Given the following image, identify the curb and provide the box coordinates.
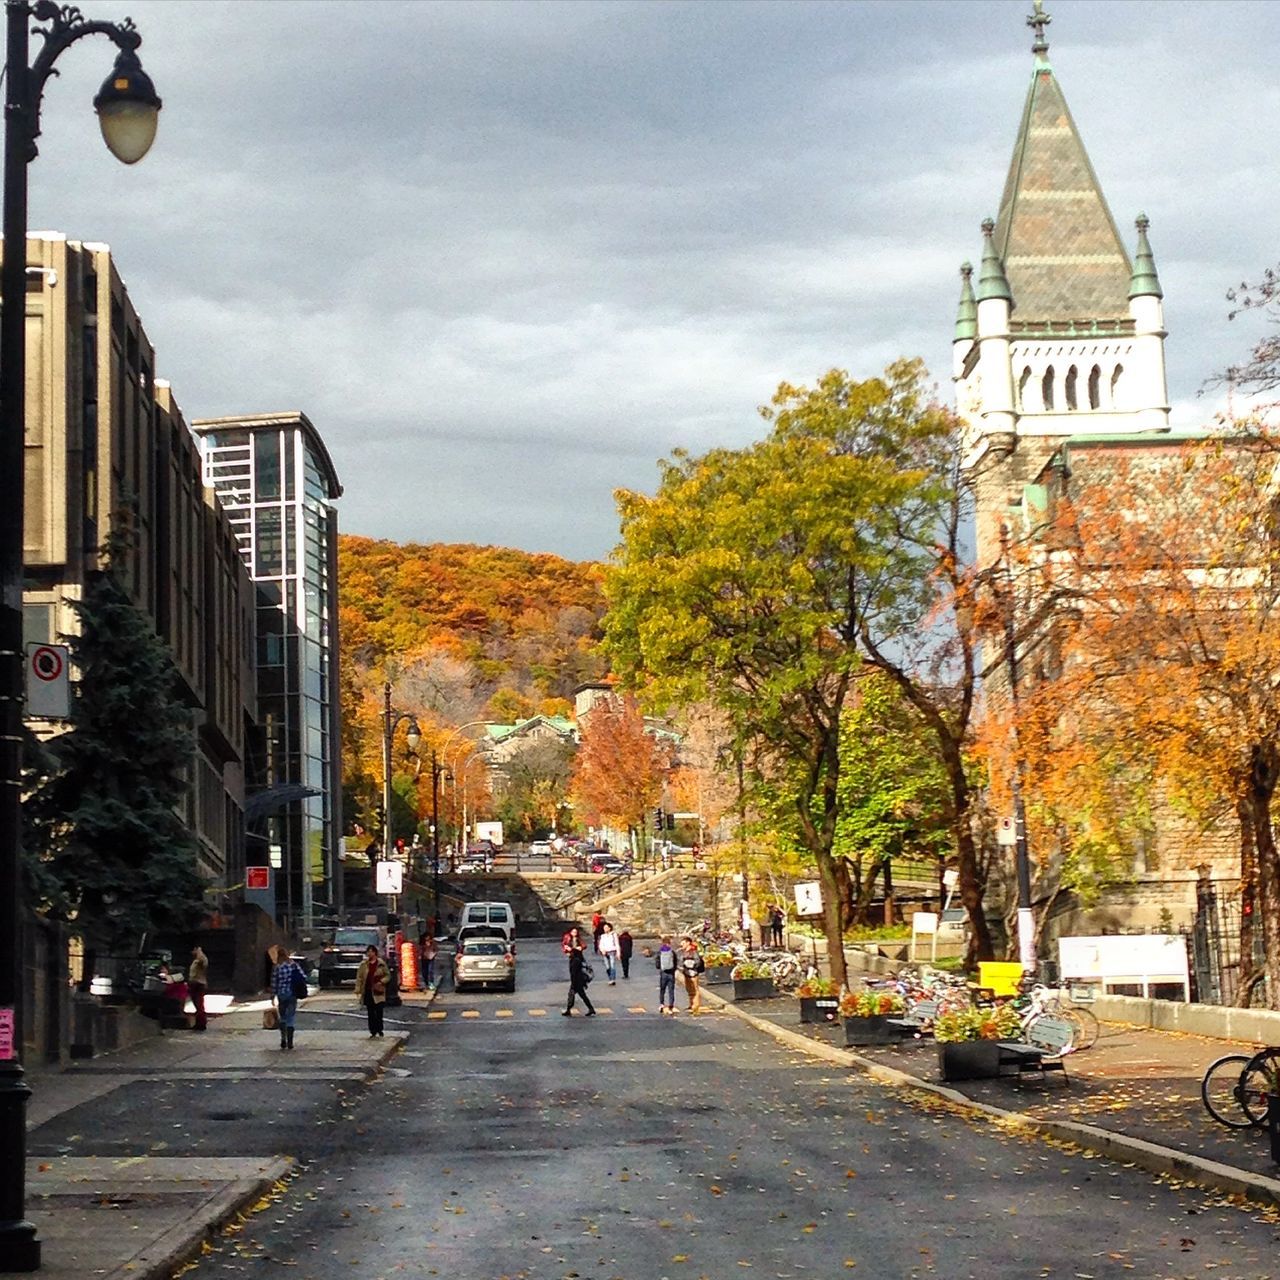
[703,989,1280,1210]
[122,1155,294,1280]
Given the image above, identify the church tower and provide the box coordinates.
[955,1,1170,566]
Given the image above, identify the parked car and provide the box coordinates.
[458,901,516,943]
[318,925,384,988]
[589,855,631,875]
[454,936,516,993]
[456,857,489,874]
[528,840,553,857]
[936,907,970,940]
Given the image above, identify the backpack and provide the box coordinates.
[290,964,309,1001]
[659,948,676,972]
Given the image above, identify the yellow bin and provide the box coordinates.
[978,961,1025,998]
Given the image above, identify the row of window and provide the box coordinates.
[1018,362,1124,413]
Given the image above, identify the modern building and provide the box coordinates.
[193,412,344,928]
[16,232,256,888]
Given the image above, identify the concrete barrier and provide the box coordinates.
[1093,992,1280,1044]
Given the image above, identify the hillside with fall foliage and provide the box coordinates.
[338,535,609,728]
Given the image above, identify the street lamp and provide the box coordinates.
[381,682,422,900]
[428,751,451,933]
[0,3,160,1270]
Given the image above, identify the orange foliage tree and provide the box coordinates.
[569,696,672,843]
[991,436,1280,1003]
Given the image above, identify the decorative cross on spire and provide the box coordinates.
[1028,0,1051,55]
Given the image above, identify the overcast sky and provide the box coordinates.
[28,0,1279,560]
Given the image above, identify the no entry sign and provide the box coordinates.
[25,643,69,718]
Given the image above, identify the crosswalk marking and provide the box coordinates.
[427,1011,447,1020]
[461,1010,480,1018]
[628,1006,647,1013]
[495,1009,513,1017]
[527,1009,546,1016]
[418,1005,725,1020]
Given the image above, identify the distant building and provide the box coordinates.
[483,714,577,766]
[16,233,256,888]
[194,412,344,928]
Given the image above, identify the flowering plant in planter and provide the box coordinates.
[731,960,774,981]
[703,949,737,968]
[839,989,906,1018]
[933,1004,1020,1043]
[793,975,837,999]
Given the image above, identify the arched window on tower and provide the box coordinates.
[1018,366,1033,411]
[1088,365,1101,410]
[1111,363,1124,408]
[1065,366,1078,411]
[1041,366,1055,411]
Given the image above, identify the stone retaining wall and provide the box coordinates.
[1092,993,1280,1045]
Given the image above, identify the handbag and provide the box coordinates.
[582,963,594,985]
[290,965,309,1001]
[262,1006,279,1030]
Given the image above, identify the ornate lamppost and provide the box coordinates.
[0,3,161,1269]
[381,682,422,898]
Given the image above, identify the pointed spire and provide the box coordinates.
[954,262,977,340]
[1128,213,1163,300]
[1027,0,1051,61]
[975,219,1012,305]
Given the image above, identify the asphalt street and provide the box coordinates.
[45,940,1280,1279]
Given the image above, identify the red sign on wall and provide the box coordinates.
[246,867,270,890]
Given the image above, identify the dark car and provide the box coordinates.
[317,926,384,988]
[590,855,631,875]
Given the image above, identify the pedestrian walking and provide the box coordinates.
[270,944,306,1050]
[563,933,596,1016]
[422,934,438,989]
[679,936,705,1013]
[563,925,585,955]
[771,905,785,947]
[655,934,679,1015]
[618,928,634,979]
[354,945,390,1038]
[598,922,620,984]
[188,945,209,1032]
[591,912,604,953]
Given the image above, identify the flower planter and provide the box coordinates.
[704,965,734,987]
[800,997,841,1025]
[937,1040,1002,1082]
[732,977,777,1001]
[843,1014,906,1046]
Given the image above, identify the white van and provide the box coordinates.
[459,901,515,943]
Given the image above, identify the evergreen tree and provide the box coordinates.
[24,549,205,951]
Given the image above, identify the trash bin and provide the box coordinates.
[1267,1094,1280,1165]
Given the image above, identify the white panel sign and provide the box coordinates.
[942,868,960,890]
[794,882,823,916]
[912,911,938,935]
[996,816,1017,847]
[1058,934,1190,999]
[375,861,403,895]
[25,643,70,718]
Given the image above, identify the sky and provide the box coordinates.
[27,0,1280,561]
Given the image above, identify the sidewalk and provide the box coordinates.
[12,994,413,1279]
[704,987,1280,1208]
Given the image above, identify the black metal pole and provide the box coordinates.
[431,754,441,929]
[0,0,40,1265]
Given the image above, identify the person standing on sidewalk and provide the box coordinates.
[422,934,439,989]
[598,921,620,984]
[678,936,705,1013]
[188,945,209,1032]
[771,905,785,947]
[270,945,305,1050]
[563,933,596,1017]
[355,945,390,1037]
[618,928,634,979]
[655,935,678,1015]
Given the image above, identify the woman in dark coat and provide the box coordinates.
[617,929,634,979]
[563,934,596,1017]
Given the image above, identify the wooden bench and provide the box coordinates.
[995,1014,1074,1083]
[885,998,940,1037]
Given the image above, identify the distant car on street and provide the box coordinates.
[453,936,516,993]
[318,926,385,988]
[590,855,631,875]
[528,840,553,857]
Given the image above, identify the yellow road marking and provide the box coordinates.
[527,1008,547,1016]
[495,1009,513,1018]
[596,1008,612,1015]
[427,1011,447,1020]
[628,1006,647,1013]
[461,1010,480,1019]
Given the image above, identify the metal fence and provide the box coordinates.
[1189,878,1266,1007]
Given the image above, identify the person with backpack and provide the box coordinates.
[270,945,308,1050]
[655,934,679,1015]
[355,945,390,1038]
[563,931,596,1017]
[678,936,706,1014]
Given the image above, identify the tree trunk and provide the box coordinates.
[1248,746,1280,1009]
[1235,793,1260,1007]
[939,737,993,962]
[815,849,848,989]
[882,859,895,926]
[852,859,880,925]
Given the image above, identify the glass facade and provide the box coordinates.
[195,415,342,928]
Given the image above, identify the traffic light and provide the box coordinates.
[666,811,676,831]
[654,806,665,830]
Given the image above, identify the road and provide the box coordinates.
[41,939,1280,1278]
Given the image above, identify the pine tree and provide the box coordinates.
[24,549,205,951]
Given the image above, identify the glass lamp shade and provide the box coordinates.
[94,50,162,165]
[405,725,422,753]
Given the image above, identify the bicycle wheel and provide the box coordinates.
[1064,1005,1100,1051]
[1238,1048,1280,1127]
[1200,1054,1257,1129]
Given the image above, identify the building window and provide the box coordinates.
[1065,366,1078,411]
[1041,366,1055,411]
[1111,363,1124,407]
[1088,365,1101,410]
[1018,366,1032,411]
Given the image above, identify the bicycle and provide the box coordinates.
[1201,1047,1280,1129]
[1030,983,1100,1051]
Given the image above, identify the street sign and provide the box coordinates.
[943,868,959,890]
[376,860,403,895]
[794,881,823,916]
[246,866,270,891]
[25,642,69,718]
[912,911,939,935]
[996,816,1017,847]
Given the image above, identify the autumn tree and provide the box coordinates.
[998,438,1280,1003]
[569,696,671,843]
[605,360,980,986]
[495,738,576,841]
